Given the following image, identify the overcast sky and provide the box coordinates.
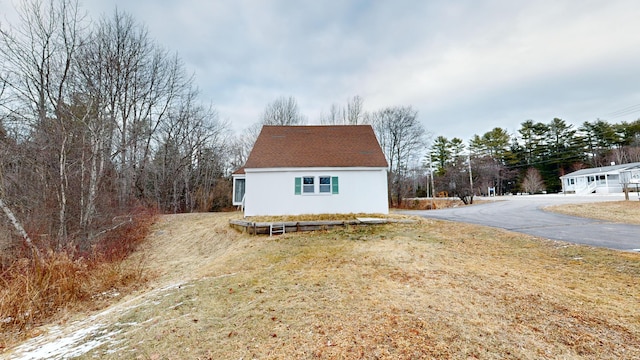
[2,0,640,141]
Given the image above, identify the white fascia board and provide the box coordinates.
[244,167,388,173]
[561,170,622,179]
[231,173,246,179]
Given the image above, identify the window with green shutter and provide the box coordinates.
[296,176,339,195]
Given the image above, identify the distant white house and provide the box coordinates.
[232,125,389,217]
[560,162,640,194]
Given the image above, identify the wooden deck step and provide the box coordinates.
[269,223,286,236]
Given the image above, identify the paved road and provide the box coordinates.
[401,194,640,252]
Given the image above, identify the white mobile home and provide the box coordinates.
[560,162,640,194]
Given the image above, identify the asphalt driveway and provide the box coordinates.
[401,194,640,252]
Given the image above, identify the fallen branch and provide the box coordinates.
[0,197,42,260]
[88,216,133,242]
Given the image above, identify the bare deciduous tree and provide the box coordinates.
[0,139,41,258]
[151,89,229,213]
[371,106,426,206]
[0,0,86,244]
[319,95,365,125]
[522,167,545,194]
[319,103,342,125]
[261,96,305,125]
[436,156,475,204]
[229,122,261,171]
[76,9,197,209]
[234,96,306,167]
[345,95,364,125]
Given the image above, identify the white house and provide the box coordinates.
[232,125,389,217]
[560,162,640,194]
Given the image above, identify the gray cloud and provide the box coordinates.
[2,0,640,143]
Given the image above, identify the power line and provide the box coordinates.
[603,103,640,119]
[604,103,640,116]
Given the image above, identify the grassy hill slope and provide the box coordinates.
[6,212,640,359]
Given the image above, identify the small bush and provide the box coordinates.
[397,198,462,210]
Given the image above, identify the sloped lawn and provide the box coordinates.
[58,213,640,359]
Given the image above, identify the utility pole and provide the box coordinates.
[468,152,474,200]
[429,154,435,209]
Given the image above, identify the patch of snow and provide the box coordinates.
[114,322,139,327]
[170,301,185,309]
[9,324,112,360]
[5,281,191,359]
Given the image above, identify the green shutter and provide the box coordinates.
[331,176,339,194]
[294,177,302,195]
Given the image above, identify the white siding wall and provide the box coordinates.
[564,178,576,192]
[244,168,388,216]
[563,176,587,192]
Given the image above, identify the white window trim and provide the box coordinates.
[302,176,315,194]
[319,176,332,194]
[232,176,246,205]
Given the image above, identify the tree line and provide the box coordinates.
[428,117,640,202]
[0,0,230,255]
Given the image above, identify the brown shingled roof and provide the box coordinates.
[244,125,388,169]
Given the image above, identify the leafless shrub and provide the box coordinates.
[522,167,545,194]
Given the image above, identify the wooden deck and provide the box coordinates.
[229,217,410,235]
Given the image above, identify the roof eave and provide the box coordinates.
[244,166,389,173]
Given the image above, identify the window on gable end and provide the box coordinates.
[319,176,331,193]
[303,177,315,193]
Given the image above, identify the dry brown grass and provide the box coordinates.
[247,212,406,223]
[247,199,471,223]
[25,212,637,360]
[0,209,156,350]
[398,198,465,210]
[546,200,640,224]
